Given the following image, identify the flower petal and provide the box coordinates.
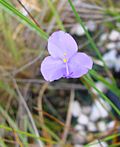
[48,31,78,60]
[68,53,93,78]
[41,56,65,82]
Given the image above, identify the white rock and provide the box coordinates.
[79,130,87,136]
[74,124,85,131]
[116,42,120,49]
[71,24,87,36]
[74,145,83,147]
[103,50,120,72]
[88,122,97,132]
[97,121,107,132]
[82,106,91,115]
[100,33,108,42]
[73,132,86,144]
[86,20,96,32]
[91,82,107,96]
[114,57,120,72]
[72,101,81,117]
[103,50,117,68]
[109,30,120,41]
[107,121,115,130]
[106,42,116,50]
[90,140,108,147]
[90,98,110,121]
[77,114,89,125]
[90,104,101,122]
[95,98,110,118]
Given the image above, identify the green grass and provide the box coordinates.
[0,0,48,40]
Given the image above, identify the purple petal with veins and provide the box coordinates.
[48,31,78,60]
[41,56,66,82]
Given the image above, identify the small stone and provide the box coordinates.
[106,42,116,50]
[97,121,107,132]
[74,145,83,147]
[90,98,111,121]
[88,122,97,132]
[95,98,110,118]
[115,56,120,72]
[79,130,87,137]
[100,33,108,42]
[90,105,101,122]
[103,50,120,72]
[77,114,89,125]
[82,106,91,115]
[86,20,96,32]
[116,42,120,49]
[109,30,120,41]
[74,124,85,131]
[91,82,107,96]
[73,132,86,144]
[90,98,110,121]
[71,24,87,36]
[107,121,115,130]
[103,50,117,69]
[72,101,81,117]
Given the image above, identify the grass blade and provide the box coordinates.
[68,0,117,86]
[0,0,48,40]
[90,70,120,98]
[0,11,20,61]
[47,0,65,31]
[0,124,57,144]
[83,76,120,116]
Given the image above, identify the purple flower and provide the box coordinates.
[41,31,93,82]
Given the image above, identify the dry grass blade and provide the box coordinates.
[37,82,52,147]
[61,89,75,145]
[12,78,44,147]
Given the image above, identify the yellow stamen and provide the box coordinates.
[63,58,67,63]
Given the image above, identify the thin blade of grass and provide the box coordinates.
[0,124,57,144]
[0,106,28,146]
[83,76,120,116]
[68,0,117,86]
[47,0,65,31]
[90,70,120,97]
[85,133,120,147]
[0,0,48,40]
[68,0,104,60]
[0,80,15,96]
[1,11,20,61]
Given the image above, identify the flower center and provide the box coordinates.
[63,58,67,63]
[62,52,70,76]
